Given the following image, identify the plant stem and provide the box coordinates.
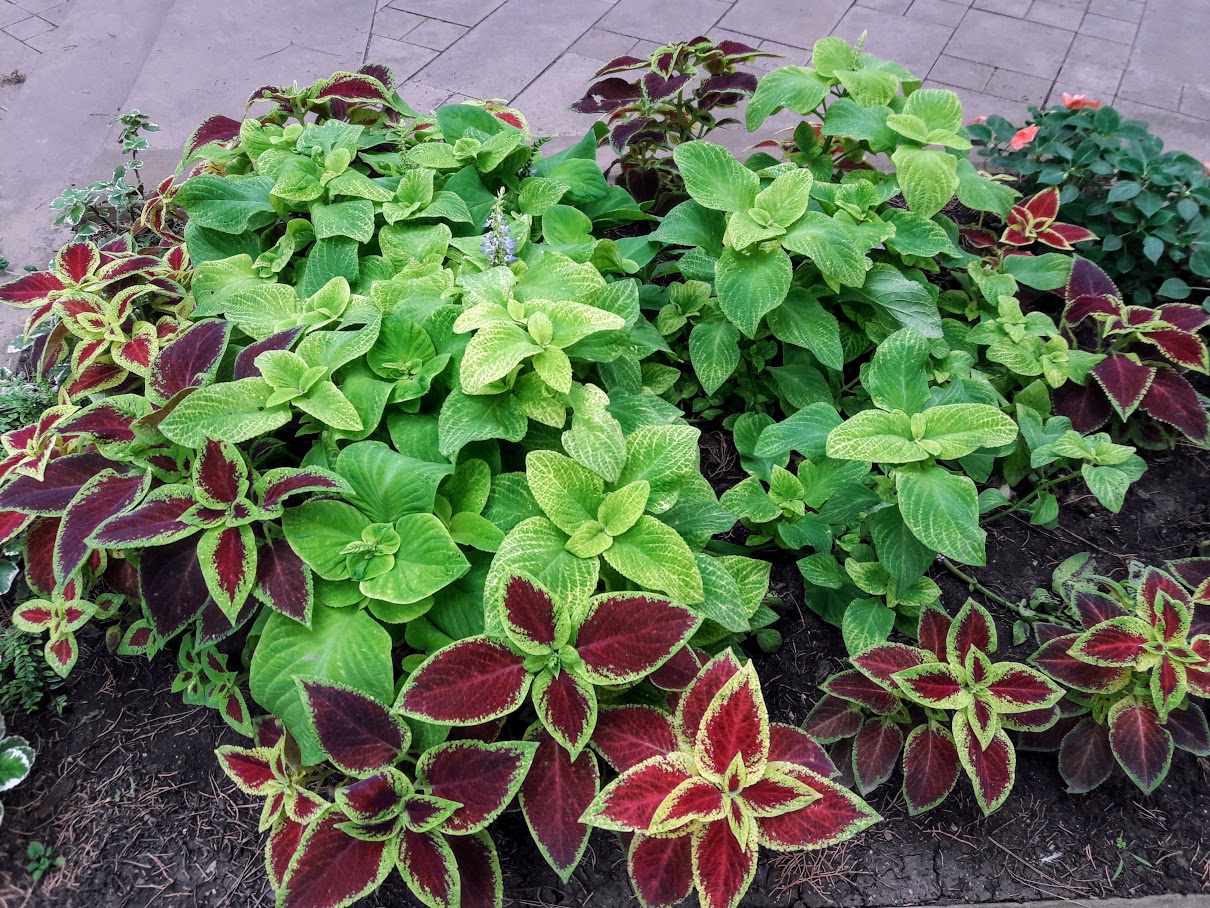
[938,556,1040,622]
[986,470,1079,523]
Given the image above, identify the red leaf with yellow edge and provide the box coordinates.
[852,642,928,688]
[902,723,960,814]
[694,662,769,780]
[1108,699,1172,793]
[769,723,838,778]
[396,636,530,725]
[501,574,563,653]
[533,669,596,757]
[892,663,967,709]
[1058,718,1114,793]
[1141,328,1208,371]
[22,518,60,595]
[948,599,996,662]
[519,726,599,883]
[1070,616,1151,666]
[54,470,150,585]
[396,827,458,908]
[254,538,312,625]
[648,645,704,691]
[215,744,278,796]
[802,695,863,744]
[576,592,700,685]
[1029,633,1128,692]
[1140,566,1192,616]
[853,719,904,794]
[628,834,694,908]
[193,438,247,507]
[1140,368,1208,442]
[584,754,693,832]
[149,319,230,402]
[1074,589,1126,628]
[298,680,410,777]
[90,488,197,547]
[591,705,676,772]
[674,650,741,746]
[1093,355,1156,420]
[954,714,1015,815]
[1020,187,1060,223]
[268,816,306,890]
[756,766,880,849]
[739,770,817,817]
[823,669,900,715]
[983,664,1064,712]
[447,832,502,908]
[197,523,256,620]
[1064,258,1122,324]
[0,452,111,516]
[692,818,759,908]
[0,269,63,306]
[338,771,409,824]
[44,634,78,677]
[650,777,726,834]
[918,606,951,662]
[417,739,536,835]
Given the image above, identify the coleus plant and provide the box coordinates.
[810,599,1064,814]
[572,37,774,207]
[396,573,701,757]
[1027,566,1210,793]
[582,651,880,908]
[1053,258,1210,446]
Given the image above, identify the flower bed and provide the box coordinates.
[0,35,1208,908]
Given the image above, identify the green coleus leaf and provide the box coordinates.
[460,321,543,394]
[597,480,649,537]
[359,514,470,605]
[526,450,605,537]
[746,65,831,130]
[781,211,871,288]
[895,463,985,565]
[671,142,758,213]
[689,317,741,396]
[826,409,924,463]
[863,327,931,415]
[915,404,1018,459]
[438,389,529,459]
[282,500,368,580]
[614,424,701,514]
[955,158,1016,217]
[601,515,703,604]
[842,598,895,656]
[337,440,452,524]
[766,287,844,372]
[175,174,277,234]
[715,245,792,337]
[891,147,958,218]
[563,385,626,484]
[158,377,291,448]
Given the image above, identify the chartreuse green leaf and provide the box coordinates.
[843,598,895,655]
[602,515,703,604]
[249,604,394,765]
[714,245,792,337]
[891,147,958,218]
[174,174,276,233]
[766,288,844,372]
[895,463,985,565]
[782,211,871,288]
[526,450,605,537]
[689,318,741,395]
[863,327,931,414]
[827,409,924,463]
[746,66,831,130]
[158,377,291,447]
[672,142,758,213]
[915,404,1017,459]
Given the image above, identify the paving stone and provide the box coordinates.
[1078,11,1135,43]
[372,7,423,40]
[397,78,453,113]
[598,0,729,42]
[13,0,57,12]
[1026,0,1085,29]
[0,27,36,68]
[907,0,969,26]
[1088,0,1142,22]
[831,6,954,78]
[1180,86,1210,122]
[972,0,1031,16]
[1111,98,1209,155]
[364,35,438,81]
[36,1,69,25]
[387,0,506,28]
[984,66,1052,103]
[4,13,50,39]
[569,27,636,62]
[719,0,853,48]
[405,17,468,50]
[1117,56,1185,112]
[415,0,608,99]
[1129,2,1210,92]
[929,53,993,91]
[756,40,808,68]
[948,9,1073,78]
[0,1,27,28]
[510,52,605,138]
[1066,31,1129,67]
[857,0,912,14]
[1055,58,1121,97]
[630,39,659,59]
[24,21,62,50]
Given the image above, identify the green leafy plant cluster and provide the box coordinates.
[971,102,1210,303]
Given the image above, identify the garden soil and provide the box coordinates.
[2,440,1208,907]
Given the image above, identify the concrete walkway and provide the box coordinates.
[1,0,1208,340]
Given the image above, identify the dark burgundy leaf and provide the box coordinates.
[234,328,304,380]
[54,470,148,584]
[1166,703,1210,756]
[642,72,692,101]
[447,833,501,908]
[592,55,647,77]
[502,574,559,650]
[853,719,904,795]
[418,740,535,835]
[56,403,137,443]
[571,77,641,114]
[1030,634,1127,692]
[90,492,196,546]
[699,72,758,97]
[397,637,529,724]
[1065,258,1121,324]
[1092,355,1155,419]
[300,681,407,776]
[22,518,59,596]
[1053,379,1113,433]
[314,73,390,105]
[1057,718,1114,793]
[610,116,653,153]
[1140,368,1208,442]
[647,645,703,691]
[254,538,312,623]
[628,834,694,908]
[823,670,899,715]
[182,115,242,161]
[1141,328,1207,370]
[139,537,211,640]
[281,814,391,908]
[519,728,599,882]
[150,320,230,402]
[1108,701,1173,793]
[1074,589,1126,628]
[576,593,699,684]
[803,695,863,743]
[0,452,112,515]
[591,705,676,772]
[1157,303,1210,332]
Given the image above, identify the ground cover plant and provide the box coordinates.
[0,34,1209,908]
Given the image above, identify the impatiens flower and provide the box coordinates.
[1009,124,1039,150]
[582,653,879,908]
[967,115,988,125]
[1062,92,1102,110]
[1001,187,1097,250]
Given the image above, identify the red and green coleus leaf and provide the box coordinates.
[396,636,530,725]
[0,451,112,516]
[947,599,997,663]
[918,605,952,662]
[1064,257,1123,325]
[768,723,839,779]
[1166,702,1210,756]
[1139,567,1192,630]
[416,739,537,835]
[1150,657,1187,720]
[138,535,212,640]
[1138,327,1208,371]
[197,523,257,623]
[1057,718,1115,794]
[23,518,61,596]
[1074,588,1127,628]
[627,834,695,908]
[822,669,900,715]
[901,722,961,815]
[298,680,411,777]
[851,642,929,689]
[533,667,597,758]
[148,319,230,404]
[674,650,742,747]
[192,438,249,509]
[89,484,199,548]
[691,817,759,908]
[1029,633,1129,693]
[257,466,345,514]
[1107,698,1173,793]
[1189,636,1210,697]
[519,725,599,883]
[980,662,1064,714]
[755,765,880,850]
[279,813,395,908]
[952,711,1016,815]
[852,718,904,795]
[802,695,864,744]
[694,661,770,782]
[591,704,677,772]
[1069,615,1152,666]
[1139,368,1209,443]
[581,753,694,833]
[649,776,726,835]
[1092,355,1155,420]
[335,769,414,824]
[254,537,313,625]
[648,644,705,691]
[395,827,459,908]
[892,662,971,710]
[500,573,570,655]
[575,592,701,685]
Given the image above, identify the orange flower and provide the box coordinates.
[968,115,988,125]
[1009,125,1039,150]
[1062,92,1102,110]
